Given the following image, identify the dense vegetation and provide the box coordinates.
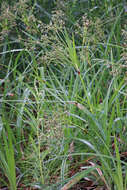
[0,0,127,189]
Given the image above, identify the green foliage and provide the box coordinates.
[0,0,127,189]
[0,117,16,190]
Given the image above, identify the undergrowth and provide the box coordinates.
[0,0,127,189]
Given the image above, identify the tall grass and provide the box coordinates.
[0,0,127,189]
[0,116,16,190]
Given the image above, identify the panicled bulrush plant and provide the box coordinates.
[0,2,16,41]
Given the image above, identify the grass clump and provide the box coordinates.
[0,0,127,189]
